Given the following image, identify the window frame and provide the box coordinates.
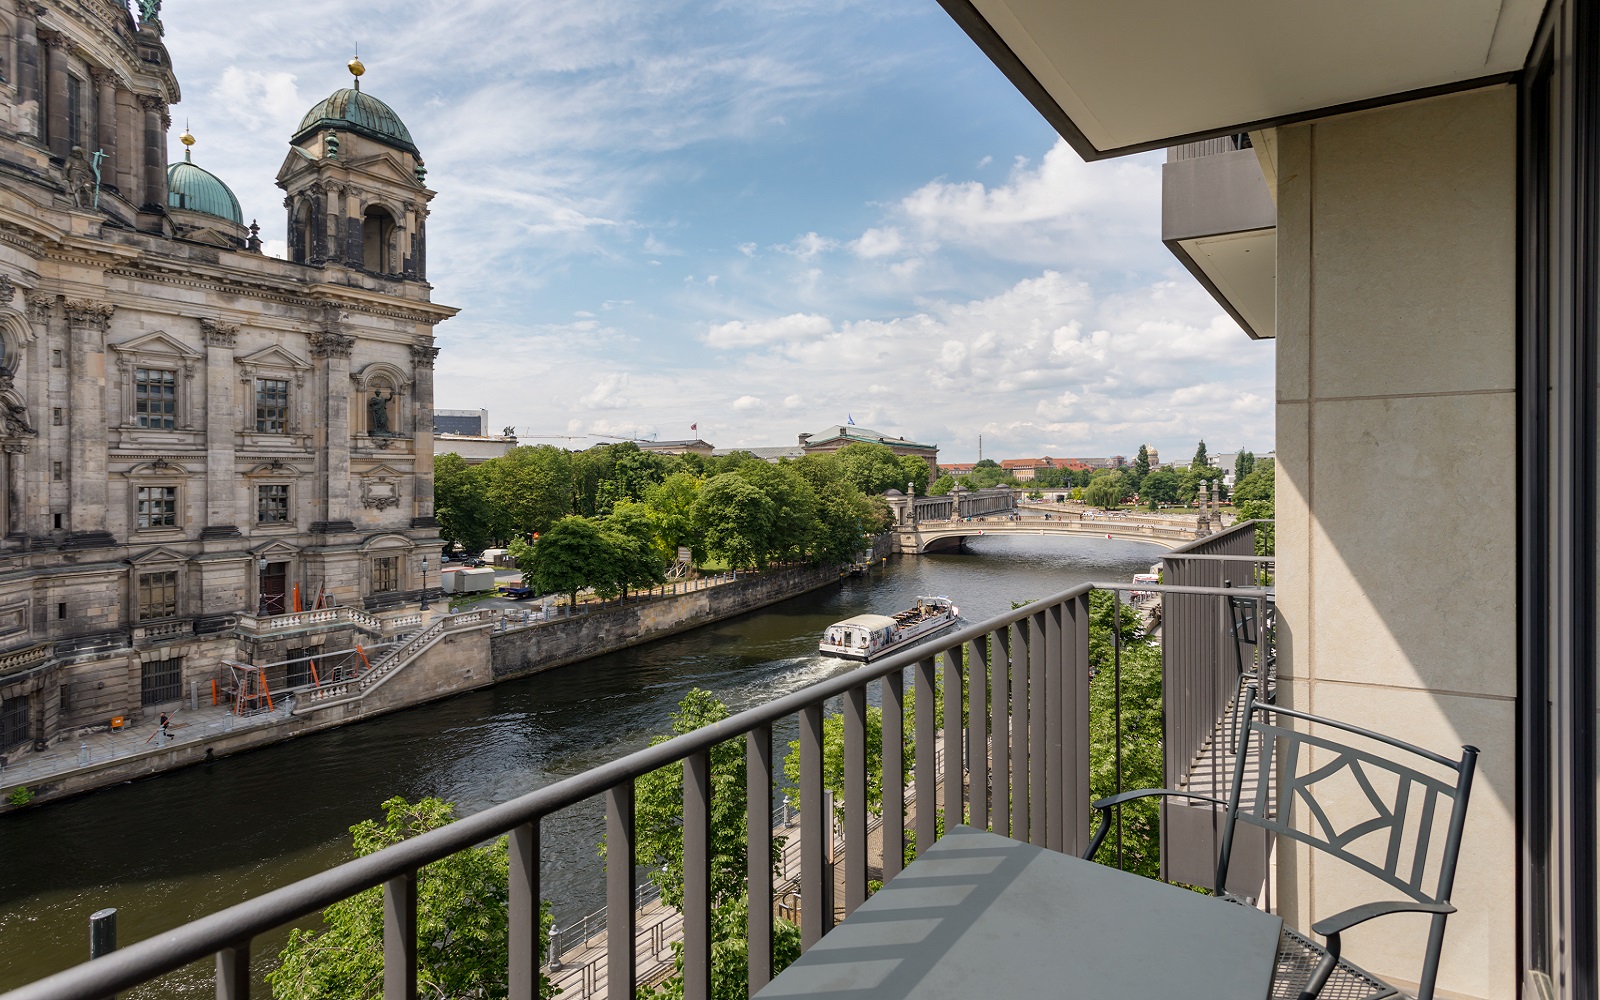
[136,569,179,621]
[256,482,291,525]
[255,377,291,434]
[135,484,179,530]
[372,555,400,594]
[133,367,178,430]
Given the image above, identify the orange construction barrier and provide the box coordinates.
[211,679,217,706]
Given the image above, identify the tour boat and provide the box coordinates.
[819,596,960,661]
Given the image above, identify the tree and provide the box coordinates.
[646,471,704,562]
[269,797,554,1000]
[603,500,669,598]
[1234,450,1255,483]
[1140,468,1180,506]
[738,462,818,565]
[1191,440,1209,470]
[835,442,909,496]
[1132,445,1151,487]
[1083,477,1126,509]
[1231,461,1276,555]
[898,456,932,497]
[479,446,574,543]
[434,453,493,553]
[527,514,612,604]
[694,474,776,569]
[928,475,956,496]
[621,691,802,1000]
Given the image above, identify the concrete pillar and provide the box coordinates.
[14,9,41,141]
[310,329,354,530]
[115,89,139,203]
[138,95,165,212]
[41,32,67,159]
[410,343,438,522]
[4,441,26,535]
[201,321,239,534]
[415,209,427,280]
[92,70,117,187]
[62,300,112,535]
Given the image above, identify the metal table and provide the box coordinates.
[757,826,1283,1000]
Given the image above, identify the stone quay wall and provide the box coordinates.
[491,564,844,681]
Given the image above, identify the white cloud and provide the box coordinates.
[580,373,632,409]
[851,227,904,259]
[703,312,834,348]
[732,395,764,411]
[773,232,837,259]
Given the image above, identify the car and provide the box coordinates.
[501,586,534,600]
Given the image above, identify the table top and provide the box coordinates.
[757,826,1283,1000]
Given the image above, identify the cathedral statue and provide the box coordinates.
[369,388,392,435]
[65,148,94,210]
[137,0,162,24]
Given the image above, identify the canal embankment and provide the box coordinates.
[0,554,876,811]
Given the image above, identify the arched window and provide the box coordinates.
[362,206,396,273]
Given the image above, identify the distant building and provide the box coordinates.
[798,425,939,476]
[711,444,806,462]
[433,410,515,465]
[640,438,716,456]
[433,409,490,437]
[999,456,1070,481]
[940,463,977,477]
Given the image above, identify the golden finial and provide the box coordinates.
[179,121,195,161]
[348,52,365,91]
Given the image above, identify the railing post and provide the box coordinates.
[914,655,937,857]
[882,670,905,881]
[843,684,868,915]
[383,872,417,1000]
[1067,591,1091,858]
[215,939,249,1000]
[799,702,826,948]
[990,628,1009,837]
[509,820,542,1000]
[606,781,636,1000]
[1028,611,1047,846]
[683,749,711,1000]
[942,648,963,827]
[967,636,988,830]
[746,722,773,994]
[1044,601,1064,853]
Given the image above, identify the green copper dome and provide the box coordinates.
[294,87,419,155]
[167,157,243,225]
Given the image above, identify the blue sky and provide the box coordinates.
[163,0,1274,463]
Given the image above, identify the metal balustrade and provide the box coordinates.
[1,523,1268,1000]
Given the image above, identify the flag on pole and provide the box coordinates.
[847,415,856,425]
[691,423,697,431]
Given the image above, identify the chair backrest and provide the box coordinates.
[1215,690,1479,994]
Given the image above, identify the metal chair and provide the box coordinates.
[1085,689,1479,1000]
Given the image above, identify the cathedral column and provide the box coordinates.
[201,321,240,535]
[138,95,166,211]
[344,184,364,269]
[22,291,52,537]
[409,343,439,524]
[309,329,354,530]
[41,31,67,158]
[15,7,42,141]
[115,88,139,203]
[92,70,117,188]
[63,300,112,536]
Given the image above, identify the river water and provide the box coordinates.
[0,536,1163,994]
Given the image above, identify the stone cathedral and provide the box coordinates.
[0,1,455,753]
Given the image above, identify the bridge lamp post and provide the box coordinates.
[420,556,431,612]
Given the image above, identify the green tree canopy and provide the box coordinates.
[526,514,612,603]
[1140,467,1180,505]
[434,453,493,552]
[928,474,956,496]
[1083,477,1126,509]
[835,442,910,496]
[1191,440,1209,469]
[898,455,932,496]
[1234,450,1256,482]
[1132,445,1150,486]
[694,474,777,569]
[268,797,553,1000]
[645,471,704,562]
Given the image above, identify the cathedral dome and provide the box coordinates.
[167,156,243,225]
[293,87,419,155]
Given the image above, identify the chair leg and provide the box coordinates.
[1298,933,1342,1000]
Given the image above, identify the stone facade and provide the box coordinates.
[0,2,456,752]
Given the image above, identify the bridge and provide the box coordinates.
[884,486,1218,553]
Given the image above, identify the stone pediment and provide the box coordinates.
[359,463,407,479]
[251,538,301,559]
[110,330,203,361]
[123,459,197,477]
[343,153,421,190]
[276,147,317,184]
[245,458,307,478]
[128,545,189,566]
[236,344,312,372]
[359,531,413,551]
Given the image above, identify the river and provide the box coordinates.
[0,535,1163,995]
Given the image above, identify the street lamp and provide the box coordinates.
[420,556,430,611]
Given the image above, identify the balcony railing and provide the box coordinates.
[0,522,1266,1000]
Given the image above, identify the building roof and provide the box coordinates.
[1000,457,1057,470]
[294,86,419,155]
[803,425,936,451]
[714,445,806,461]
[640,439,715,451]
[167,156,243,225]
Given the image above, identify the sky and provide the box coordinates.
[160,0,1274,464]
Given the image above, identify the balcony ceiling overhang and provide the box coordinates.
[938,0,1543,159]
